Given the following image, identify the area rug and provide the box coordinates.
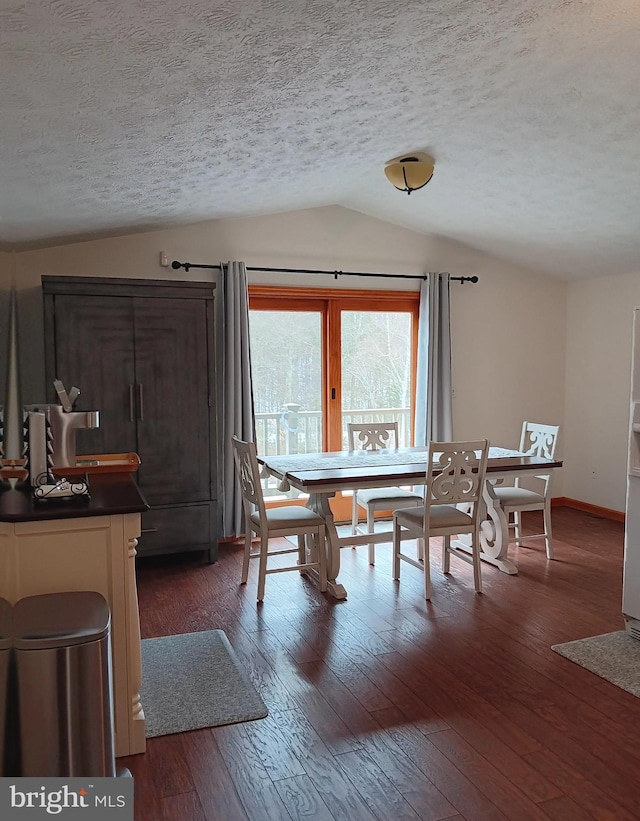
[551,631,640,698]
[140,630,268,737]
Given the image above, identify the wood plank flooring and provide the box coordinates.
[121,508,638,821]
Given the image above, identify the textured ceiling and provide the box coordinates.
[1,0,639,279]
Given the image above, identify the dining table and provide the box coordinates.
[258,445,563,599]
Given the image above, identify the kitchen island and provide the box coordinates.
[0,473,149,757]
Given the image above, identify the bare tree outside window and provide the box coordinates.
[249,310,323,458]
[249,309,412,464]
[341,311,412,447]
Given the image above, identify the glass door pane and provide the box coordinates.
[341,311,413,447]
[249,308,323,460]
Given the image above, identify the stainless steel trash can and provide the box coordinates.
[0,598,11,776]
[13,591,116,777]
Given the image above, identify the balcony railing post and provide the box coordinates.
[280,403,301,454]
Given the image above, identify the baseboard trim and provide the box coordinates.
[553,497,625,523]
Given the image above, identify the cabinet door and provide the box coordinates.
[133,297,211,506]
[52,295,137,455]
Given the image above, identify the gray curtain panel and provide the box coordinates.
[221,261,256,538]
[414,273,453,446]
[3,287,23,458]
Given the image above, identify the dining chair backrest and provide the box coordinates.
[425,440,490,511]
[519,422,559,459]
[348,422,399,451]
[231,436,266,523]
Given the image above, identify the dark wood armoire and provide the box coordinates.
[42,276,219,562]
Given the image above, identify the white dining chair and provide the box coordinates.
[348,422,424,565]
[392,440,489,600]
[492,421,560,559]
[232,436,327,603]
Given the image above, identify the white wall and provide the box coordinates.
[564,270,640,512]
[9,205,566,491]
[13,206,435,286]
[430,236,566,454]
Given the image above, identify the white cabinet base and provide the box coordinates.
[0,512,146,757]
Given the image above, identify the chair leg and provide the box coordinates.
[392,519,401,580]
[367,506,376,565]
[351,494,359,542]
[513,510,521,545]
[543,502,554,559]
[471,531,482,594]
[297,534,306,570]
[417,537,425,562]
[241,530,252,584]
[442,535,451,573]
[421,535,431,600]
[256,533,269,603]
[316,526,328,592]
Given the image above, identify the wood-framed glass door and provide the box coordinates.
[248,286,419,518]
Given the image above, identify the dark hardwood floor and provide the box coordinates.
[121,508,638,821]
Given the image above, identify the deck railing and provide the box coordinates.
[255,406,412,497]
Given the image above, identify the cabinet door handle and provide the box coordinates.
[138,382,144,421]
[128,384,135,422]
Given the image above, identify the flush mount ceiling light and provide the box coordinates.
[384,153,435,195]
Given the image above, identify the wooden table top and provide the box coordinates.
[259,446,563,491]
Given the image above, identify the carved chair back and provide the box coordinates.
[426,440,489,511]
[348,422,399,451]
[519,422,560,459]
[231,436,266,522]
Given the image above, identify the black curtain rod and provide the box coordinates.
[171,260,478,284]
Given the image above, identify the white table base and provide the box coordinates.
[450,472,547,575]
[305,492,348,599]
[309,473,538,594]
[263,453,558,595]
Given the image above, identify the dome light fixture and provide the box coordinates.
[384,153,435,195]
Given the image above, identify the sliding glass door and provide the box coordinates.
[341,310,413,448]
[249,287,419,507]
[248,308,324,455]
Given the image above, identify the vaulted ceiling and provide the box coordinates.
[1,0,639,279]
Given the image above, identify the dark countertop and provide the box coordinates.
[0,473,148,523]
